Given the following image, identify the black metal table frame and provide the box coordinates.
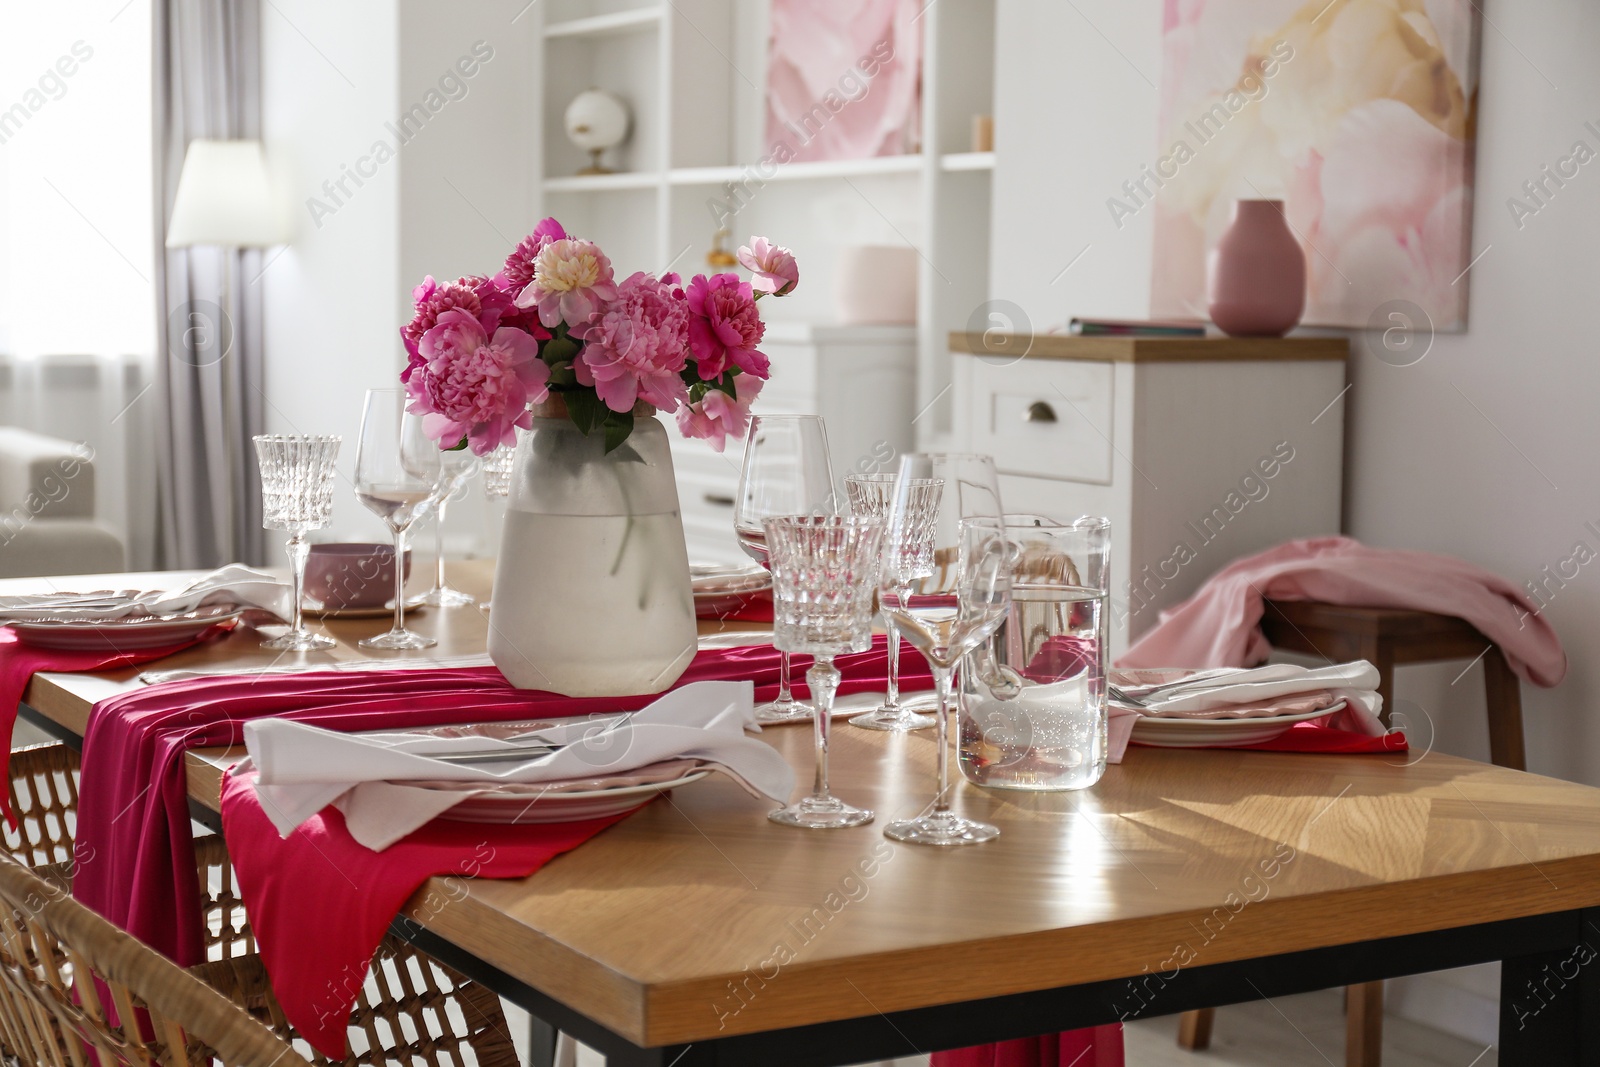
[26,705,1600,1067]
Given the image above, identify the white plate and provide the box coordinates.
[1129,701,1345,748]
[9,604,243,651]
[436,770,711,824]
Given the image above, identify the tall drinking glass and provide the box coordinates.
[878,454,1012,846]
[418,449,480,608]
[845,473,936,732]
[481,444,514,500]
[354,389,443,650]
[960,515,1111,791]
[253,434,341,651]
[764,514,883,829]
[733,415,836,724]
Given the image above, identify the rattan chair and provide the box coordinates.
[4,743,519,1067]
[0,852,315,1067]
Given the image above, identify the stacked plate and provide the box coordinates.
[691,560,770,618]
[3,594,242,651]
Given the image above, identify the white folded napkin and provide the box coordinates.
[244,680,794,850]
[0,564,290,623]
[1107,660,1386,762]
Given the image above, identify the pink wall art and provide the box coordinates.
[765,0,923,164]
[1148,0,1481,331]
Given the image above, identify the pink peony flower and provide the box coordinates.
[736,237,799,296]
[502,217,568,291]
[676,374,763,452]
[408,309,550,455]
[685,274,770,380]
[571,272,692,414]
[514,238,619,329]
[400,276,482,374]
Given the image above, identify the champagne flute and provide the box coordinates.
[734,415,836,724]
[253,434,341,651]
[845,473,937,732]
[418,448,480,608]
[879,454,1012,846]
[764,514,883,829]
[354,389,443,650]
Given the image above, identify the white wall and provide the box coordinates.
[261,0,402,546]
[261,0,535,555]
[991,0,1600,1043]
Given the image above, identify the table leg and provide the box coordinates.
[1345,980,1383,1067]
[1498,916,1600,1066]
[529,1015,558,1067]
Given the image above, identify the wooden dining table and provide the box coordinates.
[10,562,1600,1065]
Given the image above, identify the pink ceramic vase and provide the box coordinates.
[1207,199,1307,337]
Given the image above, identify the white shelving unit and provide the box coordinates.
[531,0,999,446]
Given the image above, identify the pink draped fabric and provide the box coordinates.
[1120,537,1566,687]
[933,1026,1126,1067]
[70,639,931,1054]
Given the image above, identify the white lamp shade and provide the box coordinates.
[165,139,284,248]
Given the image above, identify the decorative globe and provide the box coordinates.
[564,89,629,153]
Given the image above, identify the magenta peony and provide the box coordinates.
[571,272,691,414]
[400,276,481,374]
[685,273,770,380]
[676,374,763,452]
[514,238,619,329]
[408,309,550,455]
[502,217,568,291]
[736,237,800,296]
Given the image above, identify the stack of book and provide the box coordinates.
[1068,317,1207,338]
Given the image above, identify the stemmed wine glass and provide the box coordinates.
[418,449,480,608]
[879,453,1012,846]
[354,388,444,650]
[764,514,883,829]
[845,472,937,732]
[253,434,341,651]
[734,415,836,724]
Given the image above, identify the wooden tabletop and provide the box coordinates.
[16,565,1600,1048]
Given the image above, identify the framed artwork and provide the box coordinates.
[1149,0,1481,331]
[764,0,923,164]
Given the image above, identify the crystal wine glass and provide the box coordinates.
[481,444,515,500]
[253,434,341,651]
[354,389,443,650]
[418,448,480,608]
[734,414,836,724]
[845,472,937,732]
[879,453,1012,846]
[764,514,883,829]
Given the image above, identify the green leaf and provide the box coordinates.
[542,335,581,365]
[444,435,470,452]
[565,389,605,435]
[601,410,635,453]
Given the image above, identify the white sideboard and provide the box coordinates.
[951,333,1349,655]
[668,323,919,563]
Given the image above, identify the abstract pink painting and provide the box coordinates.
[764,0,923,164]
[1148,0,1481,331]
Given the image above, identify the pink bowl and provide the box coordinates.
[304,543,411,610]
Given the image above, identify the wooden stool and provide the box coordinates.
[1175,600,1527,1067]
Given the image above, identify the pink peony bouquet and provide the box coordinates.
[400,218,799,455]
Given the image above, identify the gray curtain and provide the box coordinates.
[152,0,267,568]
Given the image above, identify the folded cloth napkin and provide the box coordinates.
[246,680,795,850]
[1107,661,1388,763]
[72,637,927,1060]
[1118,536,1566,687]
[0,564,291,622]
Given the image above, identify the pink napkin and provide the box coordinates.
[0,625,230,824]
[72,637,928,1059]
[933,1026,1125,1066]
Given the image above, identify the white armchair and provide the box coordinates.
[0,428,125,577]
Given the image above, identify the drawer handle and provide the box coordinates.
[703,492,736,507]
[1023,401,1058,424]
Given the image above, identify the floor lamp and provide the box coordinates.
[164,139,283,557]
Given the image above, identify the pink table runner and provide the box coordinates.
[71,637,931,1057]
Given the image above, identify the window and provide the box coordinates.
[0,1,153,359]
